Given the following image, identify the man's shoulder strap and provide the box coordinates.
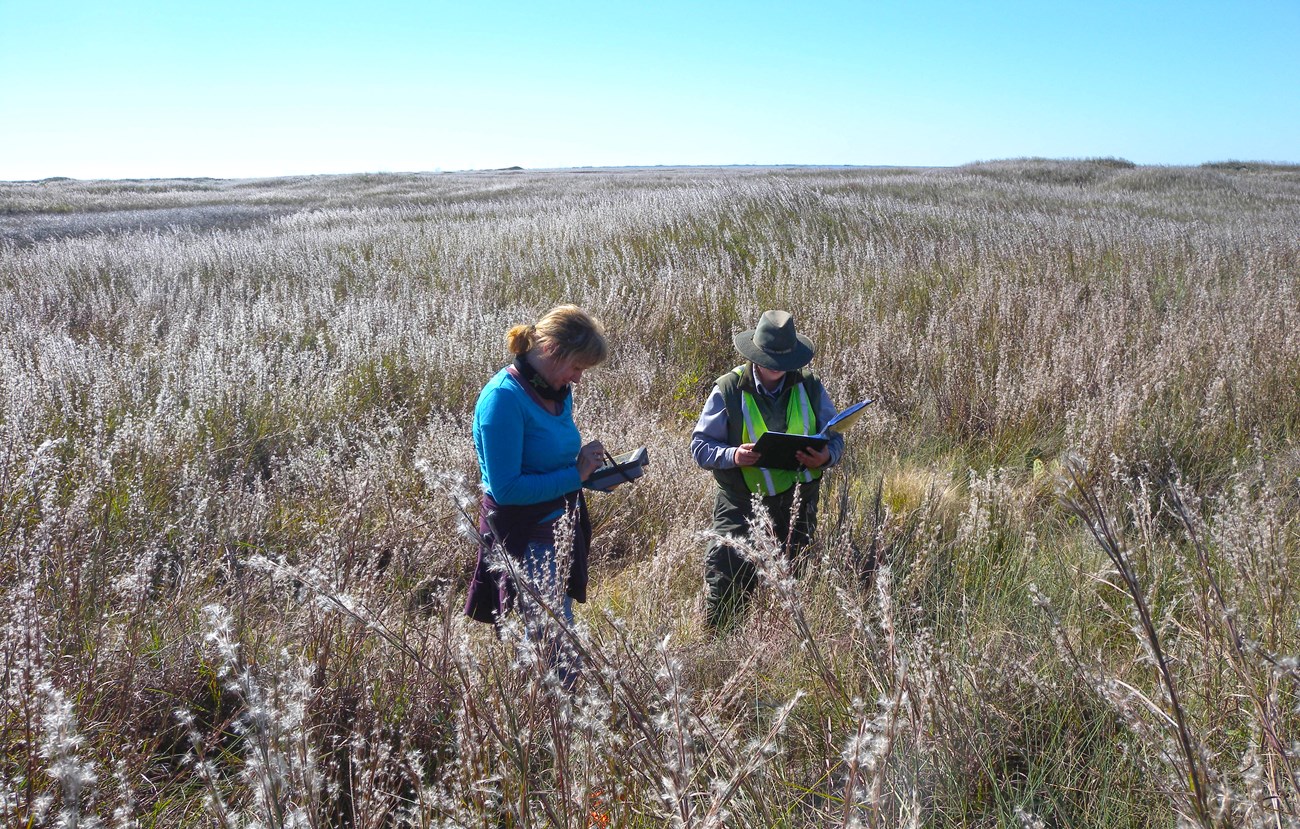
[716,363,748,391]
[716,364,820,396]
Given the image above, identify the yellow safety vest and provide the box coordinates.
[732,365,822,496]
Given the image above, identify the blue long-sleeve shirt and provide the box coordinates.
[473,368,583,505]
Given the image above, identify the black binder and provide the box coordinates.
[584,447,650,492]
[750,432,829,470]
[750,398,873,470]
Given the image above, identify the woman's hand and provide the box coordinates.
[733,443,762,467]
[578,440,606,481]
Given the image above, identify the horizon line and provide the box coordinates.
[5,157,1300,185]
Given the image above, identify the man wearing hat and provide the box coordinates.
[690,309,844,630]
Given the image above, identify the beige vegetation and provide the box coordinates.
[1,159,1298,827]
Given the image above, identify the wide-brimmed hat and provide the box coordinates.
[733,310,815,371]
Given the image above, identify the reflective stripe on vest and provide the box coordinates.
[732,365,822,496]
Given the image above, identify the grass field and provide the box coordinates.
[2,159,1299,827]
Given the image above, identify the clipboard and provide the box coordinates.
[750,398,873,471]
[583,447,650,492]
[751,431,829,470]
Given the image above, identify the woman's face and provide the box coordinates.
[551,356,591,387]
[540,345,593,388]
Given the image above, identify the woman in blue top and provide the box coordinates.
[465,305,609,631]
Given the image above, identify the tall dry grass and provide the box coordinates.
[1,160,1298,827]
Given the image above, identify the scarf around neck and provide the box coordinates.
[512,354,571,403]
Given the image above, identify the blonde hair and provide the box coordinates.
[506,305,608,366]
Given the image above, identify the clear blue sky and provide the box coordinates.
[1,0,1296,180]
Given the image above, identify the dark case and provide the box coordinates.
[584,447,650,492]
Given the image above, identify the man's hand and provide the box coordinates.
[734,443,762,467]
[795,444,831,470]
